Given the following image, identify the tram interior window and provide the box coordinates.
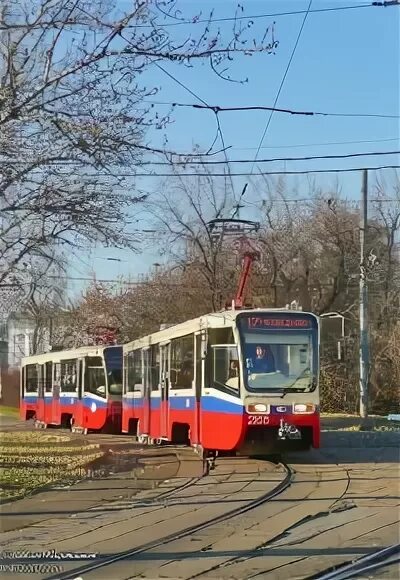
[126,350,143,393]
[25,364,38,393]
[211,345,239,392]
[60,359,77,392]
[45,362,53,392]
[85,356,106,398]
[150,345,160,391]
[170,335,194,389]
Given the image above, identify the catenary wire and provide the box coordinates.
[38,165,400,177]
[134,150,400,166]
[2,3,397,31]
[141,100,400,119]
[3,150,399,167]
[251,0,313,174]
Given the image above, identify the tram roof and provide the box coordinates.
[21,344,122,366]
[123,308,317,352]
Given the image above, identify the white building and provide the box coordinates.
[0,312,50,370]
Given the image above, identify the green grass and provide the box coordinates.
[0,431,104,502]
[0,405,20,418]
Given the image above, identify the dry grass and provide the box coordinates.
[0,405,20,418]
[0,431,104,502]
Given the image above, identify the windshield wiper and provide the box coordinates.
[282,367,312,391]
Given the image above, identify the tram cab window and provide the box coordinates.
[210,345,239,393]
[170,335,194,389]
[242,333,314,392]
[85,356,107,398]
[25,364,38,393]
[126,350,143,393]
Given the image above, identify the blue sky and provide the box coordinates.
[67,0,400,295]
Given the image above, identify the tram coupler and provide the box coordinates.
[206,450,218,471]
[199,449,218,474]
[278,419,301,440]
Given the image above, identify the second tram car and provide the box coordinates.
[122,308,320,456]
[20,345,123,433]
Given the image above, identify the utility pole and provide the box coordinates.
[359,170,369,420]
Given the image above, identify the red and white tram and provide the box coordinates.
[122,308,320,456]
[20,345,123,433]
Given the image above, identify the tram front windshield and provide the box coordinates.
[237,314,318,393]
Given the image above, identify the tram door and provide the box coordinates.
[43,362,53,425]
[50,361,60,425]
[73,359,84,428]
[160,343,170,439]
[36,364,45,423]
[193,332,206,445]
[51,381,61,425]
[142,349,151,435]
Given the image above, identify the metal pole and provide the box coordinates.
[359,170,369,419]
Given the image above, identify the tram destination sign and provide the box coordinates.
[245,316,312,330]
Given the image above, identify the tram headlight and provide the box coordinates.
[247,403,268,413]
[293,403,315,414]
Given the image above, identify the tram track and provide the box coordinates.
[308,543,400,580]
[184,466,353,579]
[43,460,293,580]
[97,448,205,513]
[3,445,397,580]
[177,458,397,580]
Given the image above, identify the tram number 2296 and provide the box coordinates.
[247,415,270,425]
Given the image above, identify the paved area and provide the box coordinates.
[0,441,399,579]
[0,415,22,427]
[0,426,399,579]
[0,447,202,532]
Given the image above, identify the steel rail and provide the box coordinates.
[310,543,400,580]
[45,462,293,580]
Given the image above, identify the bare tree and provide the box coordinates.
[147,165,241,311]
[0,0,278,285]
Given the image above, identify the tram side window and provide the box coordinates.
[150,345,160,391]
[195,334,203,399]
[45,362,53,392]
[25,364,38,393]
[38,365,45,396]
[170,335,194,389]
[85,356,106,398]
[208,328,235,346]
[123,355,128,394]
[54,363,61,389]
[60,359,77,392]
[210,345,239,394]
[126,350,143,393]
